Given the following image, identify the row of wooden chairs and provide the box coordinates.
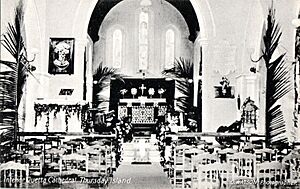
[169,145,300,189]
[0,143,116,187]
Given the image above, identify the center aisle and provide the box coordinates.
[108,163,172,189]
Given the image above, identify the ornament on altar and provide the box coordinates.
[158,88,165,98]
[131,88,137,98]
[120,89,128,98]
[220,77,230,95]
[148,88,155,98]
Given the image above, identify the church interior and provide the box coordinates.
[1,0,300,188]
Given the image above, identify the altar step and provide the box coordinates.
[121,139,161,165]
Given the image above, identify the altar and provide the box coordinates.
[109,78,175,136]
[118,97,168,135]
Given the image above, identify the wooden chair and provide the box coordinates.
[59,153,86,177]
[86,145,112,178]
[0,161,29,188]
[217,148,237,163]
[191,153,219,188]
[183,148,205,188]
[173,145,193,188]
[254,148,276,163]
[27,155,43,177]
[282,152,300,183]
[256,161,286,189]
[195,163,234,189]
[227,152,256,179]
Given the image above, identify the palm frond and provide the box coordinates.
[0,2,26,159]
[93,63,124,107]
[256,7,292,147]
[162,57,193,79]
[162,57,194,112]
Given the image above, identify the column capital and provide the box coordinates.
[76,38,89,46]
[197,38,209,46]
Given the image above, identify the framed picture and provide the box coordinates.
[48,38,75,74]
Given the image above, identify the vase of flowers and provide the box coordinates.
[158,88,165,98]
[131,88,137,98]
[220,77,230,95]
[148,88,155,98]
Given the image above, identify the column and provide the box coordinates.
[199,38,209,131]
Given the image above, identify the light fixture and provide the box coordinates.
[250,67,256,73]
[24,48,39,63]
[23,48,39,72]
[292,18,300,28]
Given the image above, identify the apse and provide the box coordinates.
[90,0,198,77]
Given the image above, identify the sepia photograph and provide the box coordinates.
[0,0,300,188]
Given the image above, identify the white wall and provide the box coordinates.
[1,0,298,140]
[93,0,193,77]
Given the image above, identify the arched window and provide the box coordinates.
[165,29,175,69]
[112,29,122,68]
[138,11,149,70]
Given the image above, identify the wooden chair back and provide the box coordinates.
[227,152,256,178]
[256,161,286,188]
[0,161,29,188]
[196,163,234,189]
[282,152,300,181]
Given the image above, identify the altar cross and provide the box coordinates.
[140,84,147,96]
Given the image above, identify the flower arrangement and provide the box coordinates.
[158,88,165,98]
[148,88,155,97]
[131,88,137,98]
[120,89,128,98]
[220,77,230,95]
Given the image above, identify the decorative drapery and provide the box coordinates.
[34,103,88,132]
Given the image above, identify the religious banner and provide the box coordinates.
[48,38,75,74]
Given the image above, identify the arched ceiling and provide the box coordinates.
[88,0,200,42]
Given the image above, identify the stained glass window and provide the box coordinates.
[139,11,149,70]
[113,29,122,68]
[165,29,175,69]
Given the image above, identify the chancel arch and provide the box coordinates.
[93,0,193,77]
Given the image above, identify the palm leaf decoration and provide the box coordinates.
[0,2,30,161]
[162,57,194,112]
[93,63,124,110]
[253,8,292,147]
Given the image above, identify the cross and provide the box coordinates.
[139,84,147,96]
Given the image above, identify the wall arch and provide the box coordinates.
[72,0,215,43]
